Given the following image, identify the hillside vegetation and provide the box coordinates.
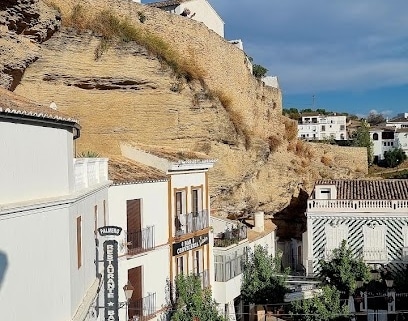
[0,0,368,216]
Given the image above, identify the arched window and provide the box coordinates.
[373,133,379,140]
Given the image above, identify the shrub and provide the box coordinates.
[268,135,282,152]
[321,155,333,167]
[77,150,100,158]
[252,64,268,78]
[383,148,407,168]
[283,118,298,141]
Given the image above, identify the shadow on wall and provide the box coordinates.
[0,251,8,292]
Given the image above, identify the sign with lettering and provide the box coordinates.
[98,226,122,237]
[104,240,119,321]
[172,233,209,256]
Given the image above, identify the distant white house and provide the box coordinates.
[386,113,408,129]
[369,126,396,162]
[262,76,280,89]
[0,88,110,321]
[211,212,276,321]
[297,113,347,140]
[147,0,225,37]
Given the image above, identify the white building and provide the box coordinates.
[303,179,408,277]
[108,156,170,321]
[262,76,280,89]
[112,143,216,318]
[386,113,408,129]
[211,212,276,321]
[297,114,347,141]
[148,0,225,37]
[370,126,396,162]
[0,88,110,321]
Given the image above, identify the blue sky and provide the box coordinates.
[144,0,408,118]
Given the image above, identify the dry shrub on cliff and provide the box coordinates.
[321,155,333,167]
[268,134,282,152]
[283,118,298,141]
[63,5,205,80]
[294,140,314,159]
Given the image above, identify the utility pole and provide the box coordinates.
[312,94,315,110]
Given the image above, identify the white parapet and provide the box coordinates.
[73,158,109,191]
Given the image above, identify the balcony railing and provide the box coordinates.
[214,225,247,248]
[73,158,108,191]
[175,210,208,236]
[128,292,156,321]
[214,253,245,282]
[127,226,155,255]
[308,199,408,212]
[362,248,387,261]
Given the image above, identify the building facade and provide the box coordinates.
[303,179,408,277]
[297,114,347,141]
[0,89,110,321]
[148,0,225,37]
[118,143,216,316]
[211,212,276,321]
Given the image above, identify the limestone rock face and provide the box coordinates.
[1,0,368,216]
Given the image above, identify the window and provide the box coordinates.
[391,142,394,146]
[94,205,98,236]
[192,187,203,214]
[384,142,387,146]
[373,133,379,141]
[193,250,201,274]
[103,200,107,226]
[176,256,185,275]
[321,125,326,131]
[77,216,82,268]
[340,125,345,130]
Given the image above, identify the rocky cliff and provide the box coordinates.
[0,0,368,216]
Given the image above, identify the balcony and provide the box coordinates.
[128,292,156,321]
[214,225,247,248]
[362,248,387,262]
[175,210,208,236]
[307,199,408,213]
[127,226,155,256]
[73,158,108,191]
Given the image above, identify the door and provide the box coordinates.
[128,266,143,320]
[127,199,142,254]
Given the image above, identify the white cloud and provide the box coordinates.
[210,0,408,94]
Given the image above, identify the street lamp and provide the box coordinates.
[123,281,134,321]
[370,269,380,281]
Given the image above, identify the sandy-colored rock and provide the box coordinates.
[2,0,368,216]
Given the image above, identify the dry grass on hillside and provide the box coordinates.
[58,4,206,81]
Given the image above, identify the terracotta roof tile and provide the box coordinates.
[314,179,408,200]
[109,156,168,185]
[0,88,79,124]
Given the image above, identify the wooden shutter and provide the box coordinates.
[127,199,141,233]
[128,266,143,319]
[76,216,82,268]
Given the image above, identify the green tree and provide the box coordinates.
[290,286,349,321]
[383,147,407,168]
[241,245,288,304]
[366,112,386,126]
[352,121,373,164]
[170,274,225,321]
[319,240,370,296]
[252,64,268,78]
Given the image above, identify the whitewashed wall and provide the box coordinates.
[0,205,72,320]
[0,122,73,203]
[178,0,224,37]
[69,189,109,319]
[108,181,169,246]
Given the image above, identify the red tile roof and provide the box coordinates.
[0,88,79,124]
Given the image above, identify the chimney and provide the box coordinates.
[253,211,265,233]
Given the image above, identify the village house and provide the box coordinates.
[147,0,225,37]
[211,212,276,321]
[107,156,170,321]
[297,113,347,141]
[0,89,110,321]
[303,179,408,277]
[110,143,216,319]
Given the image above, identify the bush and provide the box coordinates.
[283,118,298,141]
[268,135,282,152]
[383,148,407,168]
[253,64,268,78]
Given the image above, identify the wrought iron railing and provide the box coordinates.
[175,210,208,236]
[214,225,247,248]
[127,226,155,255]
[128,292,156,321]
